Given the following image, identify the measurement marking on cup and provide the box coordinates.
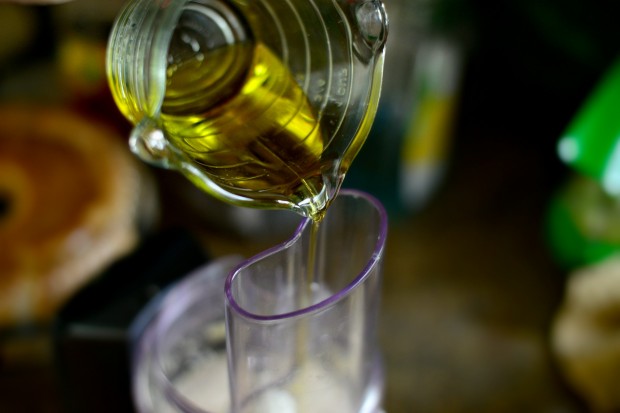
[336,68,349,96]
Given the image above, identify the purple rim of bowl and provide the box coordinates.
[224,188,388,322]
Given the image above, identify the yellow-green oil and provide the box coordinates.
[112,37,328,221]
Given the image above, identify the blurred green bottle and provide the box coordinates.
[548,57,620,268]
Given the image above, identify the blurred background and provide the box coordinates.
[2,0,620,412]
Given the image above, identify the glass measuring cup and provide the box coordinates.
[131,189,388,413]
[106,0,388,219]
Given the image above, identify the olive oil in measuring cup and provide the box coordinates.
[110,37,327,220]
[107,0,387,223]
[159,40,327,222]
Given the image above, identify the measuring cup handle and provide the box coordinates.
[129,117,185,169]
[345,0,389,61]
